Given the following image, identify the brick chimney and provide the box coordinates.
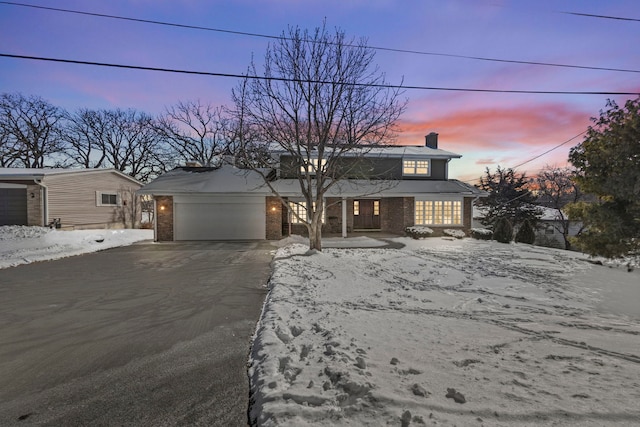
[425,132,438,149]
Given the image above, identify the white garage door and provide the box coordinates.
[174,195,266,240]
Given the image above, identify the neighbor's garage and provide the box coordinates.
[173,195,265,240]
[0,185,28,226]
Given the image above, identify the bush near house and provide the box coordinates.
[493,218,513,243]
[443,229,466,239]
[405,226,434,239]
[515,219,536,244]
[470,228,493,240]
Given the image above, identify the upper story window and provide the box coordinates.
[300,158,327,174]
[96,191,119,207]
[403,159,430,176]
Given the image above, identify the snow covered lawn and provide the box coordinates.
[250,238,640,426]
[0,226,153,269]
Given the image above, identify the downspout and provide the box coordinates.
[153,196,158,242]
[34,178,48,226]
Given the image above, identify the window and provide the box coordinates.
[96,191,119,206]
[545,224,555,235]
[300,158,327,174]
[289,201,325,224]
[373,200,380,216]
[403,159,430,176]
[415,200,462,225]
[353,200,360,215]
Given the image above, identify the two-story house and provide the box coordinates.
[138,133,485,241]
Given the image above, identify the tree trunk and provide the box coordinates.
[308,220,323,251]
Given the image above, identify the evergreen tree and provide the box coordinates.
[568,97,640,258]
[515,219,536,244]
[492,217,513,243]
[476,166,542,228]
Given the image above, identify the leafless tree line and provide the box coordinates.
[0,93,241,182]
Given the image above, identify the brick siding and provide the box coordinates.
[155,196,174,241]
[265,196,283,240]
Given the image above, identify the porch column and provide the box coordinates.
[341,197,347,238]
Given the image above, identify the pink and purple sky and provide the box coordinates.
[1,0,639,182]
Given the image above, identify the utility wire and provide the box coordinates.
[511,130,587,170]
[1,1,638,74]
[463,130,588,185]
[560,11,640,22]
[2,53,639,96]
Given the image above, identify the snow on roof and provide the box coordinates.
[0,167,141,184]
[139,165,486,197]
[267,143,461,159]
[137,165,270,195]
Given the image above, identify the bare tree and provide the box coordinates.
[115,184,141,228]
[63,108,163,182]
[0,120,20,167]
[0,93,67,167]
[63,108,108,168]
[534,165,586,250]
[232,23,406,250]
[155,100,231,166]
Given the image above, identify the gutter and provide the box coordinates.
[34,178,49,226]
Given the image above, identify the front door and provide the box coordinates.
[353,199,380,229]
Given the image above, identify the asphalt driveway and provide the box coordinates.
[0,241,273,426]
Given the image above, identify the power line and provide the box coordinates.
[510,130,587,170]
[1,1,639,75]
[560,11,640,22]
[463,130,588,184]
[2,53,639,96]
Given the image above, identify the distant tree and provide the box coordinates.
[154,100,232,167]
[63,108,163,182]
[534,165,586,250]
[0,119,19,167]
[492,217,513,243]
[0,92,67,167]
[476,166,542,228]
[567,97,640,258]
[515,219,535,244]
[232,23,406,251]
[63,108,109,169]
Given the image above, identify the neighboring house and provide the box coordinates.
[0,168,143,229]
[533,206,583,247]
[472,205,583,247]
[139,133,486,241]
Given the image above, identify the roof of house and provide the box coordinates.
[268,144,462,159]
[0,168,142,185]
[138,165,486,198]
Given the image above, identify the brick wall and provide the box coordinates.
[380,197,400,233]
[403,197,415,230]
[463,197,473,232]
[155,196,173,241]
[265,196,283,240]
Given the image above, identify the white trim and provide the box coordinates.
[402,159,431,177]
[96,191,120,207]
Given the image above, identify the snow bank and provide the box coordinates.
[0,226,153,269]
[250,238,640,426]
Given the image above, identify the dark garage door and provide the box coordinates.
[0,188,28,226]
